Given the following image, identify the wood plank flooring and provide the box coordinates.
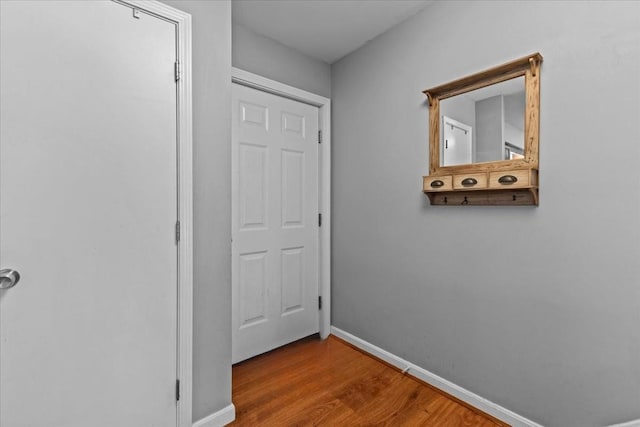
[231,335,506,426]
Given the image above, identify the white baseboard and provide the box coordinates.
[331,326,543,427]
[193,404,236,427]
[607,420,640,427]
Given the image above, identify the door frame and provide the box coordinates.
[231,68,332,340]
[113,2,193,426]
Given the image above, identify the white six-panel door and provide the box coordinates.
[232,83,320,363]
[0,2,179,426]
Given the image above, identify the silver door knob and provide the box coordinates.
[0,269,20,289]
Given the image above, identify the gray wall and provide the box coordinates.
[232,22,331,98]
[331,1,640,426]
[162,1,232,423]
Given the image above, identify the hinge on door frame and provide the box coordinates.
[318,296,322,310]
[318,213,322,227]
[318,130,322,144]
[176,379,180,401]
[174,61,180,82]
[175,221,181,243]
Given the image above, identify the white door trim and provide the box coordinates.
[113,2,193,426]
[231,67,331,340]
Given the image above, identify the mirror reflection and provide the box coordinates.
[439,77,525,166]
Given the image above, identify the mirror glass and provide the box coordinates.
[439,76,525,166]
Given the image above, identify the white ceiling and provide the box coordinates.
[232,0,434,64]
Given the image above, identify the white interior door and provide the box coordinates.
[232,83,320,363]
[442,116,473,166]
[0,2,179,426]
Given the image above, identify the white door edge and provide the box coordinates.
[113,2,193,426]
[231,67,331,340]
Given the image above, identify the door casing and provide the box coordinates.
[111,2,194,425]
[231,67,331,340]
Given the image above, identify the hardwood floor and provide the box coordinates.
[231,335,507,426]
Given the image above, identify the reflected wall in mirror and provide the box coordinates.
[440,77,525,166]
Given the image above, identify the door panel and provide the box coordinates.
[238,143,268,230]
[0,2,178,426]
[239,251,268,327]
[281,247,304,314]
[232,84,319,363]
[282,149,305,226]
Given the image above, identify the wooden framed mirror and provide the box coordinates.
[422,53,542,206]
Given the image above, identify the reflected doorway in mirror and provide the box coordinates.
[441,116,472,166]
[505,142,524,160]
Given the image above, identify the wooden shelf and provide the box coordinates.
[425,188,538,206]
[423,168,539,206]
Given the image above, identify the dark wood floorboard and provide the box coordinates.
[231,335,507,427]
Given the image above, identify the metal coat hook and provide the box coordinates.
[461,196,469,205]
[443,196,448,204]
[133,8,141,19]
